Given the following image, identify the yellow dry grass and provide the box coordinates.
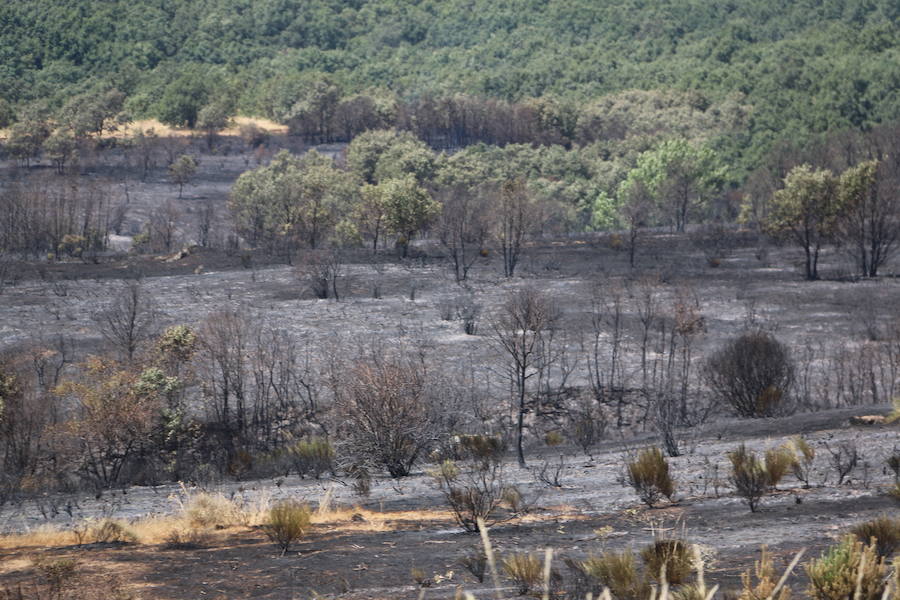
[118,115,286,139]
[0,502,452,552]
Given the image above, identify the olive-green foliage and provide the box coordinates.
[4,0,899,182]
[580,550,652,600]
[502,552,543,595]
[764,445,796,489]
[764,164,841,280]
[806,536,887,600]
[625,447,676,507]
[91,518,137,544]
[729,444,768,512]
[641,539,693,585]
[287,437,334,479]
[229,149,357,250]
[850,516,900,559]
[264,500,311,555]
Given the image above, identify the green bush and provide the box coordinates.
[263,500,311,556]
[806,536,886,600]
[626,447,675,507]
[287,437,334,479]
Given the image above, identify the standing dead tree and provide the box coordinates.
[93,281,157,362]
[490,287,559,468]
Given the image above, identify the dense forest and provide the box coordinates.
[2,0,899,178]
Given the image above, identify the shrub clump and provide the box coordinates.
[502,552,543,595]
[580,550,652,599]
[263,499,311,556]
[184,492,245,529]
[641,539,694,585]
[287,437,334,479]
[806,536,886,600]
[705,331,794,417]
[764,445,795,490]
[850,516,900,559]
[625,447,676,507]
[729,444,769,512]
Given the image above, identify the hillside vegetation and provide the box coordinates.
[2,0,900,171]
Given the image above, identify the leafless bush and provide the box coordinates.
[790,436,817,488]
[296,249,343,300]
[92,281,157,362]
[824,440,859,485]
[432,458,506,532]
[705,331,794,418]
[534,454,566,488]
[334,348,449,478]
[568,396,606,457]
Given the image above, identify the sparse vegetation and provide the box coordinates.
[850,516,900,559]
[729,444,769,512]
[641,538,694,585]
[626,447,676,507]
[806,537,887,600]
[502,552,543,596]
[263,500,311,556]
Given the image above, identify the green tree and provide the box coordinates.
[43,129,77,174]
[375,175,440,257]
[765,164,840,280]
[169,154,198,198]
[836,160,899,277]
[346,129,435,184]
[5,118,49,167]
[156,69,216,128]
[625,139,725,232]
[229,150,357,252]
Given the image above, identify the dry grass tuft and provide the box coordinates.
[581,550,651,600]
[850,516,900,559]
[626,446,676,507]
[641,539,693,585]
[263,500,311,556]
[739,546,791,600]
[502,552,543,595]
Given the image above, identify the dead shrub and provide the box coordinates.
[729,444,768,512]
[460,547,488,583]
[791,436,816,488]
[263,500,311,556]
[34,557,78,597]
[806,536,886,600]
[850,516,900,559]
[287,437,334,479]
[626,446,676,507]
[502,552,543,595]
[641,539,693,585]
[705,331,794,418]
[824,440,859,486]
[433,459,505,532]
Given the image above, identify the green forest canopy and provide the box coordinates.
[2,0,899,181]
